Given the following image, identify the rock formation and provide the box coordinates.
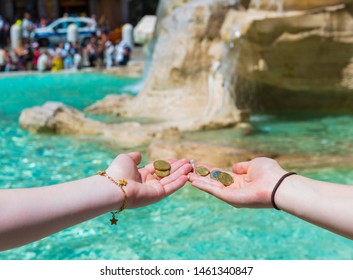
[227,2,353,112]
[19,102,103,134]
[250,0,351,11]
[97,0,241,130]
[89,0,353,126]
[19,102,183,148]
[85,94,134,115]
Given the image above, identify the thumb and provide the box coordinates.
[127,152,142,166]
[232,161,250,175]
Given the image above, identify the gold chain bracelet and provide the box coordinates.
[97,170,127,225]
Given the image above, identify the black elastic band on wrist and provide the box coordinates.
[271,172,297,210]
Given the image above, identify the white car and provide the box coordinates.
[33,17,96,46]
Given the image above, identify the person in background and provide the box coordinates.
[47,43,56,57]
[115,40,131,66]
[4,49,12,72]
[98,15,109,35]
[14,44,29,71]
[22,12,35,44]
[89,14,98,36]
[2,17,10,47]
[38,17,47,28]
[0,16,6,48]
[51,51,63,72]
[0,47,4,71]
[95,35,106,68]
[55,42,64,56]
[85,36,97,67]
[72,42,82,70]
[37,51,51,72]
[104,40,114,68]
[25,43,34,70]
[31,42,41,70]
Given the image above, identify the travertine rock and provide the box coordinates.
[111,0,240,129]
[250,0,352,11]
[85,94,134,115]
[222,4,353,112]
[19,102,103,134]
[102,0,353,127]
[19,102,184,148]
[102,61,144,78]
[133,15,157,45]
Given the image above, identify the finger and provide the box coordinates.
[166,158,178,163]
[142,161,156,174]
[232,161,250,174]
[160,163,193,185]
[138,167,151,181]
[127,152,142,165]
[163,175,189,196]
[188,172,201,182]
[170,159,190,173]
[191,178,224,197]
[193,175,224,188]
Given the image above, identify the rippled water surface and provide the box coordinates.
[0,72,353,260]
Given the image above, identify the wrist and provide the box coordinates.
[271,172,297,210]
[93,174,127,212]
[273,174,311,214]
[263,169,288,207]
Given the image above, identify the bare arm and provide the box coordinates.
[276,174,353,239]
[0,175,122,251]
[0,152,192,251]
[189,158,353,240]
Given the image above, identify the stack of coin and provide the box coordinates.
[153,160,171,178]
[210,170,234,186]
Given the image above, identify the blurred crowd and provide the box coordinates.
[0,13,132,73]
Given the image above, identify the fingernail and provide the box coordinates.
[190,159,195,170]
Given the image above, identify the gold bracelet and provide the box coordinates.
[97,170,127,225]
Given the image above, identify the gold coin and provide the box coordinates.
[217,172,234,186]
[153,160,171,171]
[155,169,170,178]
[195,166,210,176]
[210,170,221,180]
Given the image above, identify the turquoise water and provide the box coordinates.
[0,73,353,260]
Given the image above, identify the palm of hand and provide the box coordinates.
[189,158,287,208]
[106,153,192,209]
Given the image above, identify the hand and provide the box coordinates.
[188,157,287,208]
[106,152,193,209]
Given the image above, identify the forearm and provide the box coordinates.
[0,175,123,251]
[276,175,353,239]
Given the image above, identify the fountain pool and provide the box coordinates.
[0,72,352,260]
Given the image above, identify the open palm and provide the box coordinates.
[189,158,287,208]
[106,152,192,209]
